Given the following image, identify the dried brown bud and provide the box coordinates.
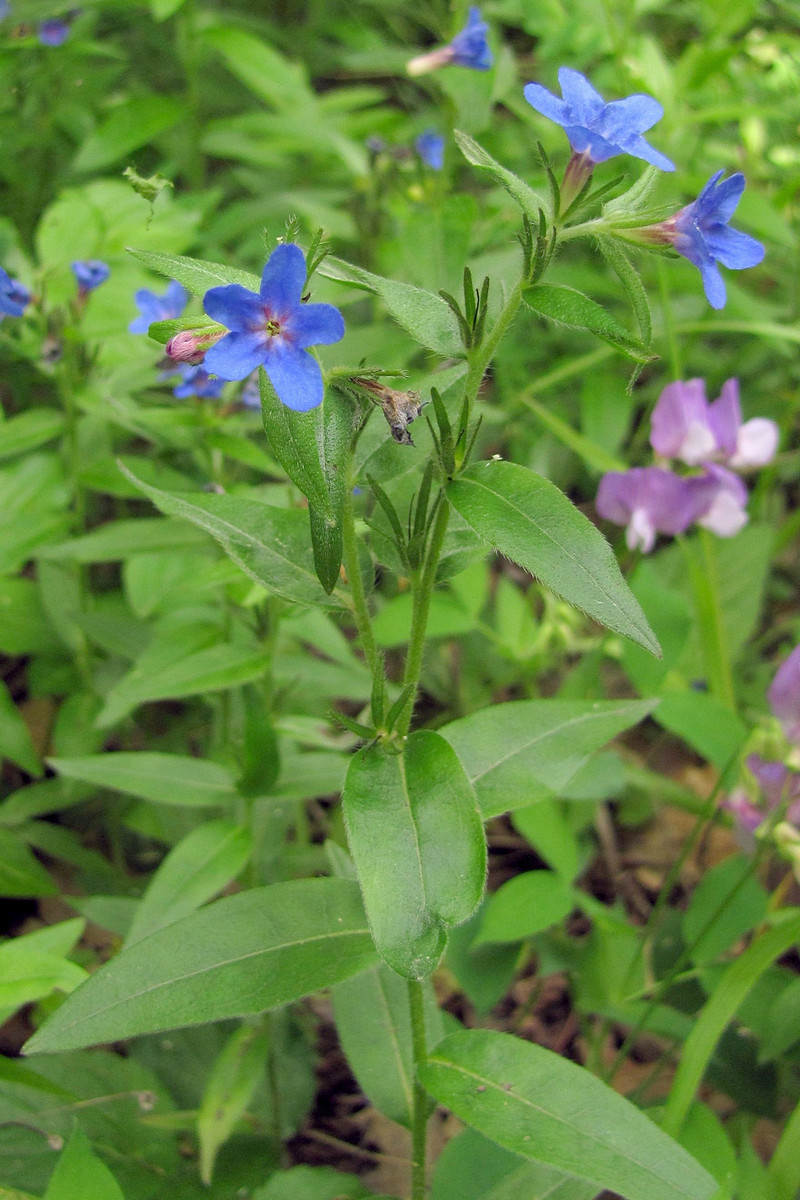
[354,377,425,446]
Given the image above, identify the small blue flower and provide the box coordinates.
[72,260,110,292]
[449,7,492,70]
[0,1,10,20]
[240,372,261,410]
[523,68,674,171]
[129,280,189,334]
[38,19,70,45]
[0,267,31,318]
[416,131,445,171]
[203,243,345,413]
[665,171,765,309]
[171,363,226,400]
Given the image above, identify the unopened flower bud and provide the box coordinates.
[166,329,209,364]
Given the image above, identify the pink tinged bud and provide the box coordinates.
[166,327,224,364]
[406,46,455,75]
[767,644,800,745]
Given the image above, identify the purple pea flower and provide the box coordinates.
[691,463,749,538]
[72,260,110,293]
[647,171,764,309]
[595,466,704,552]
[650,378,778,470]
[171,363,226,401]
[416,131,445,171]
[0,267,31,318]
[767,645,800,745]
[523,68,675,170]
[38,19,70,45]
[129,280,189,334]
[407,7,492,75]
[202,243,345,413]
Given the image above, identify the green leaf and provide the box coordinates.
[150,0,187,18]
[332,965,442,1127]
[259,368,332,516]
[342,730,486,979]
[119,465,336,606]
[39,517,208,562]
[432,1128,598,1200]
[48,752,237,808]
[24,878,377,1054]
[72,96,186,174]
[309,388,358,594]
[474,871,575,945]
[0,410,65,461]
[520,396,626,475]
[0,578,59,656]
[662,910,800,1138]
[127,247,261,298]
[0,828,56,898]
[654,691,747,769]
[318,257,463,357]
[43,1130,124,1200]
[525,284,656,363]
[454,130,546,224]
[448,460,659,655]
[197,1022,269,1184]
[97,642,272,728]
[127,821,252,945]
[254,1165,375,1199]
[201,26,314,112]
[682,855,767,965]
[597,237,653,348]
[0,920,87,1024]
[0,681,42,777]
[440,697,655,818]
[418,1029,717,1200]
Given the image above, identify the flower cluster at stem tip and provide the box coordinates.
[72,260,110,293]
[596,377,778,552]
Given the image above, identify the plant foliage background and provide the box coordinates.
[0,1,799,1198]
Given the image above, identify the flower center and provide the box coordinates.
[266,317,282,337]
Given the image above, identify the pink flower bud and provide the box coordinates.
[166,329,214,364]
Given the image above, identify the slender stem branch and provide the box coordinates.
[463,278,525,426]
[396,498,450,736]
[341,460,382,683]
[408,979,429,1200]
[679,532,736,711]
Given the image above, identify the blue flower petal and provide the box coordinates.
[563,125,618,162]
[703,224,765,269]
[205,331,268,381]
[601,93,664,137]
[204,284,265,332]
[697,172,744,223]
[699,259,727,310]
[165,281,189,311]
[285,302,346,350]
[523,82,570,127]
[616,132,675,171]
[265,340,325,411]
[260,244,307,315]
[558,68,605,124]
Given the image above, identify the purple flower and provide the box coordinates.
[523,68,675,172]
[129,280,188,334]
[407,7,492,75]
[171,363,226,400]
[0,267,31,318]
[416,131,445,171]
[656,171,764,309]
[38,19,70,45]
[71,260,110,292]
[722,788,765,836]
[691,463,749,538]
[767,645,800,745]
[595,466,704,552]
[650,378,778,470]
[203,243,345,413]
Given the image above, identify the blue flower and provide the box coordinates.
[664,171,765,309]
[416,131,445,171]
[407,7,492,75]
[171,364,226,400]
[72,260,110,292]
[203,243,345,413]
[240,372,261,410]
[38,19,70,45]
[449,7,492,70]
[129,280,189,334]
[0,267,31,318]
[523,68,674,171]
[0,1,10,20]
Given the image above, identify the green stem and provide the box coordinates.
[408,979,429,1200]
[463,278,525,426]
[397,498,450,736]
[679,532,737,711]
[341,460,382,684]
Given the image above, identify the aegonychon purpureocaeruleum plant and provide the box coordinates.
[4,7,791,1199]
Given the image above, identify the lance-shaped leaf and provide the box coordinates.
[308,386,359,593]
[525,284,656,363]
[455,130,546,223]
[259,368,332,517]
[440,697,655,817]
[119,464,337,606]
[342,731,486,980]
[24,878,376,1054]
[447,460,659,655]
[318,256,463,357]
[127,247,260,297]
[48,751,237,808]
[418,1029,717,1200]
